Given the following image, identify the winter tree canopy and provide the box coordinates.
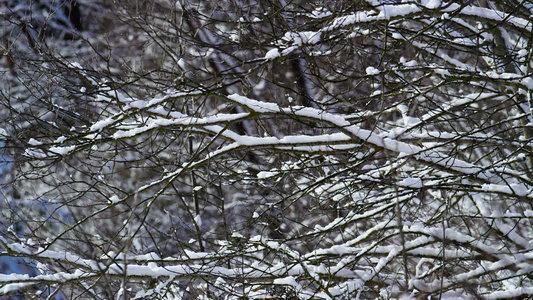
[1,0,533,299]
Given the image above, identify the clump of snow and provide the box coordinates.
[257,171,277,179]
[90,118,116,132]
[95,94,112,102]
[231,232,244,239]
[273,276,301,289]
[109,195,120,203]
[229,33,239,42]
[397,104,408,113]
[422,0,441,8]
[481,183,531,197]
[49,145,75,155]
[265,48,280,59]
[282,31,321,45]
[398,178,423,188]
[28,138,43,146]
[366,66,380,75]
[194,215,202,227]
[400,57,418,67]
[25,148,46,158]
[310,7,332,18]
[177,58,186,69]
[281,46,298,56]
[53,137,66,144]
[67,62,83,69]
[522,77,533,89]
[517,49,528,57]
[128,100,148,109]
[402,116,420,127]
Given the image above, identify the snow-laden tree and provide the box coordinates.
[1,0,533,298]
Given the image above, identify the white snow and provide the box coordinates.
[322,4,422,32]
[452,5,532,32]
[28,138,43,146]
[227,94,502,184]
[398,178,423,188]
[518,49,528,57]
[90,117,117,132]
[273,276,301,289]
[49,145,75,155]
[128,100,148,109]
[24,148,47,158]
[265,48,280,59]
[109,195,120,203]
[481,183,531,197]
[54,136,67,144]
[422,0,440,9]
[194,215,202,227]
[282,31,321,45]
[257,171,277,179]
[366,66,380,75]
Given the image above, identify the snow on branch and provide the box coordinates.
[227,94,506,185]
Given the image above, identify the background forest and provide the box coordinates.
[1,0,533,299]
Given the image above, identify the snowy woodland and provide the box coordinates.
[1,0,533,298]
